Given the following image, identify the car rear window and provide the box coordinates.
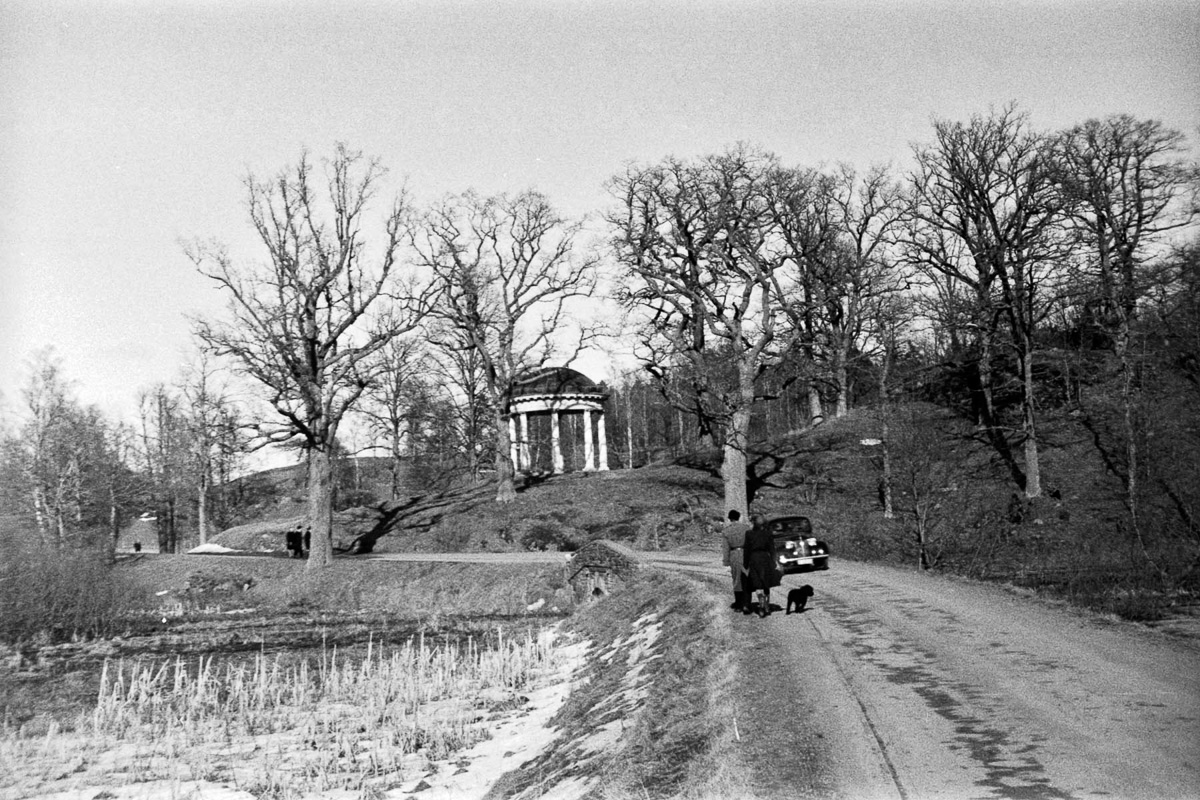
[768,517,812,535]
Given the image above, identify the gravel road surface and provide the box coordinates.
[653,555,1200,800]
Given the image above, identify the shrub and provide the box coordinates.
[0,544,143,644]
[521,522,580,552]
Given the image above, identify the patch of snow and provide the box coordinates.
[384,638,589,799]
[33,779,255,799]
[526,597,546,612]
[188,543,240,554]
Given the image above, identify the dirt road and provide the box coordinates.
[659,556,1200,800]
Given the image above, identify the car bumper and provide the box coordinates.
[778,555,830,573]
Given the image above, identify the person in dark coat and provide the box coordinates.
[286,527,302,558]
[721,510,752,613]
[741,516,779,617]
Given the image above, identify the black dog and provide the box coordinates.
[786,585,814,615]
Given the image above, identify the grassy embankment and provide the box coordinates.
[488,568,753,800]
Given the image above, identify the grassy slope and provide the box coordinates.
[213,401,1143,589]
[215,464,728,556]
[485,569,753,800]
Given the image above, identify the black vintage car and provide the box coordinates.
[762,515,830,574]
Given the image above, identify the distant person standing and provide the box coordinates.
[286,526,302,558]
[742,515,779,617]
[721,510,752,613]
[303,526,311,558]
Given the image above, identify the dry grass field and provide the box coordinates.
[1,547,742,800]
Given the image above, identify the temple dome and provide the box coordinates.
[511,367,608,399]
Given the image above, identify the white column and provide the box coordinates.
[520,413,531,470]
[583,409,595,471]
[597,412,610,471]
[508,416,519,471]
[551,412,564,474]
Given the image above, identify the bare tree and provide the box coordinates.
[874,295,920,521]
[19,352,78,547]
[1054,115,1198,570]
[100,421,141,559]
[424,322,495,481]
[768,164,909,421]
[905,105,1069,499]
[764,164,838,426]
[187,145,430,567]
[3,351,136,552]
[137,384,185,552]
[1055,115,1198,329]
[889,406,962,570]
[178,355,245,545]
[827,164,909,416]
[610,146,796,516]
[409,189,599,503]
[356,335,426,500]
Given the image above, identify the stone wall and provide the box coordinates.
[568,539,643,601]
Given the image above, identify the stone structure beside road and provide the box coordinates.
[568,540,642,600]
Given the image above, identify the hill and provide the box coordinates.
[210,398,1197,620]
[215,463,726,556]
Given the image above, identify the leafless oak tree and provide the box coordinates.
[1054,114,1199,564]
[610,146,798,516]
[409,190,599,503]
[905,105,1069,499]
[186,145,430,567]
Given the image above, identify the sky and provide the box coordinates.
[2,0,1198,429]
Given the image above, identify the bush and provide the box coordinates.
[521,522,580,552]
[0,544,142,644]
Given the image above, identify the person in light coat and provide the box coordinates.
[721,509,752,613]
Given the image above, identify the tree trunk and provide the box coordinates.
[391,436,403,501]
[722,364,756,518]
[834,344,850,418]
[32,485,50,546]
[723,416,749,519]
[108,484,120,562]
[916,510,930,570]
[56,504,67,549]
[1123,350,1138,527]
[1020,341,1042,499]
[306,448,335,568]
[808,382,825,427]
[494,408,517,503]
[157,500,177,553]
[879,347,895,520]
[626,397,635,469]
[197,471,209,545]
[976,339,1026,491]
